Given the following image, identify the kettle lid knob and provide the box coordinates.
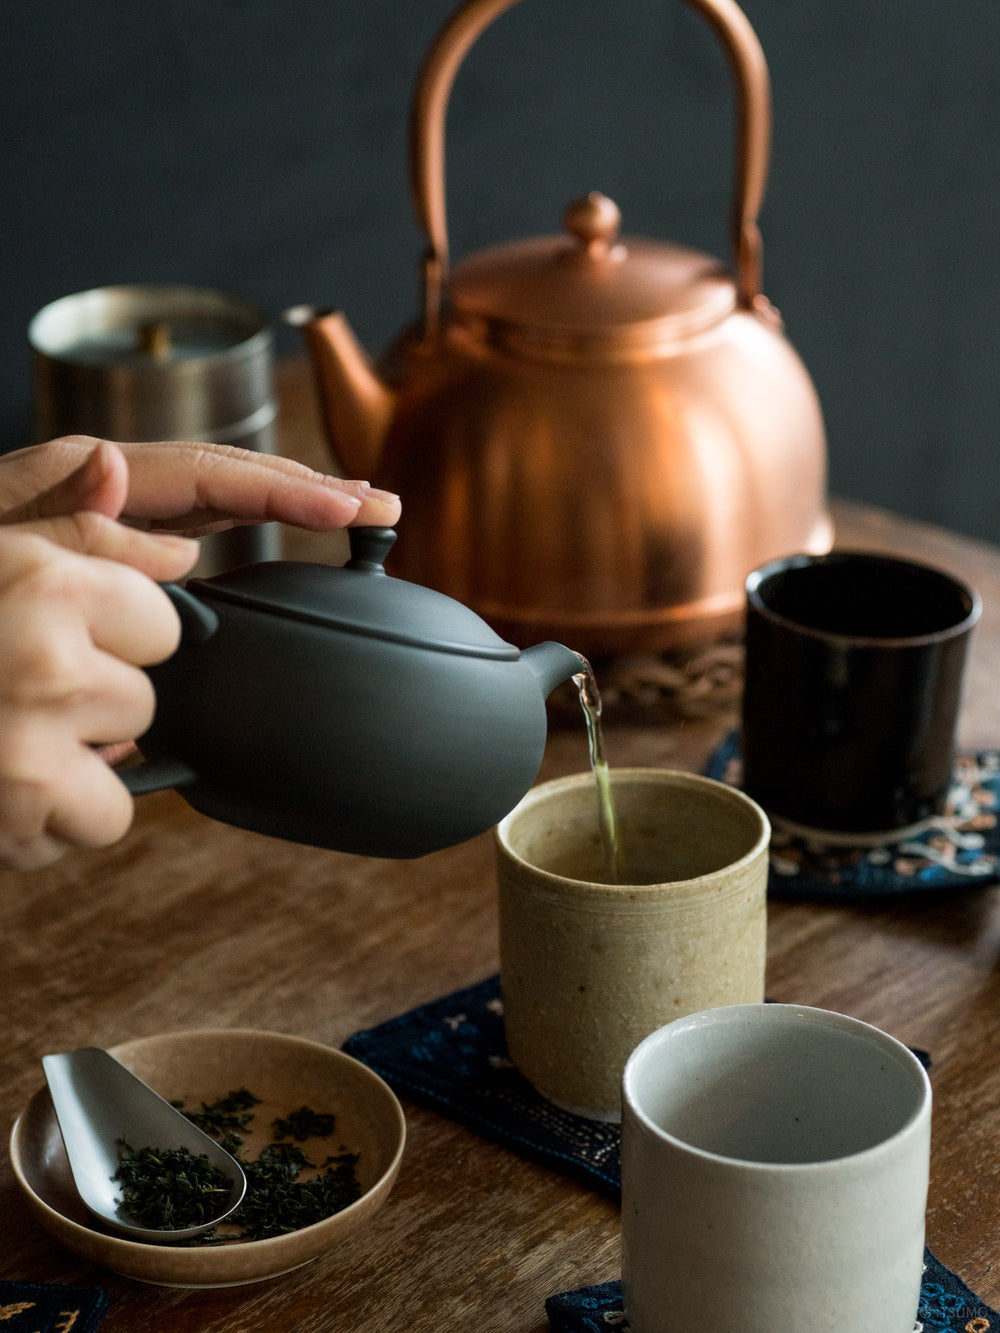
[345,526,397,574]
[563,192,622,258]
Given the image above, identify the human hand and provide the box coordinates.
[0,437,400,870]
[0,509,197,870]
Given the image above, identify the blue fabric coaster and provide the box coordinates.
[0,1281,109,1332]
[343,975,620,1198]
[345,978,976,1329]
[707,732,1000,901]
[545,1252,1000,1332]
[342,977,927,1198]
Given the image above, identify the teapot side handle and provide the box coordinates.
[161,583,220,645]
[119,757,200,796]
[409,0,771,324]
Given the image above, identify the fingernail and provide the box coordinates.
[87,439,116,475]
[322,476,370,494]
[150,532,200,552]
[365,487,400,504]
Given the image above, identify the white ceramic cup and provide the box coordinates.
[621,1003,932,1333]
[496,769,769,1121]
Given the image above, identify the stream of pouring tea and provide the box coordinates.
[573,659,621,883]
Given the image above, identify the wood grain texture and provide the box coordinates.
[2,360,999,1328]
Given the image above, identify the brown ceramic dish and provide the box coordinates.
[9,1028,406,1287]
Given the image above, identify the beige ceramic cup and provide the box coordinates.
[495,768,770,1121]
[621,1004,932,1333]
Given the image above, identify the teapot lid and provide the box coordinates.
[448,192,736,344]
[189,528,520,661]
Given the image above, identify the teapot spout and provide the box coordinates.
[284,305,394,479]
[521,641,585,698]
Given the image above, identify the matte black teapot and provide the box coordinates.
[121,527,582,857]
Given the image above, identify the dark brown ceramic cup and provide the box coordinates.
[741,551,981,843]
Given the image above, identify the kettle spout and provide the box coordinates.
[521,641,586,698]
[284,305,394,479]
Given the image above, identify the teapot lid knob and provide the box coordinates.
[563,192,622,258]
[345,526,397,574]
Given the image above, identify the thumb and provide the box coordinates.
[0,439,128,526]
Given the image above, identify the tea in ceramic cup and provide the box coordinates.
[621,1003,932,1333]
[742,550,981,844]
[494,769,769,1121]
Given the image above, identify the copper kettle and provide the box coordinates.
[291,0,833,655]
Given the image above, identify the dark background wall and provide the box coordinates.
[4,0,999,542]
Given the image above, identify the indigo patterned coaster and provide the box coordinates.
[707,732,1000,901]
[545,1252,1000,1332]
[345,979,978,1329]
[345,980,987,1329]
[0,1281,109,1332]
[343,975,620,1198]
[343,976,930,1198]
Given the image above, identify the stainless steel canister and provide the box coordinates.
[29,284,280,572]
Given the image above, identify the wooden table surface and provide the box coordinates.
[3,361,1000,1331]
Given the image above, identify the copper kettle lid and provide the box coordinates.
[450,192,736,337]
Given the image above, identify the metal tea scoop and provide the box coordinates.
[42,1047,247,1242]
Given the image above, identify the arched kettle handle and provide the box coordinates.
[410,0,771,329]
[115,582,219,796]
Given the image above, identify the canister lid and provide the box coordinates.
[29,285,274,444]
